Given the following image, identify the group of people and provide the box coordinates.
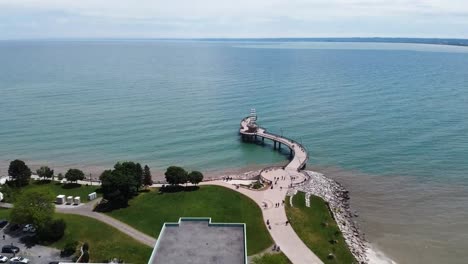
[273,200,285,208]
[270,175,287,189]
[274,176,287,180]
[272,244,281,252]
[266,219,291,229]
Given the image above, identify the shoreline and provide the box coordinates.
[1,158,394,262]
[296,170,397,264]
[205,168,397,264]
[295,170,368,263]
[3,159,462,263]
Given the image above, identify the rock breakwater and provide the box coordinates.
[295,170,369,264]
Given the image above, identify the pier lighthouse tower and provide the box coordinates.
[247,108,258,133]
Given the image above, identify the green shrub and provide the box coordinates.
[80,251,90,263]
[82,242,89,251]
[0,185,16,203]
[252,181,263,189]
[61,241,78,257]
[38,218,66,242]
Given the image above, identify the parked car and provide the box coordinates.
[1,245,19,254]
[22,224,36,233]
[10,257,29,264]
[0,255,8,263]
[0,220,8,229]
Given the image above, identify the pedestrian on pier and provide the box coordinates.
[285,220,289,226]
[266,219,270,225]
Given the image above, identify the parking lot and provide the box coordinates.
[0,223,72,264]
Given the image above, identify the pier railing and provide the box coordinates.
[240,116,309,171]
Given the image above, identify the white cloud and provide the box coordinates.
[0,0,467,38]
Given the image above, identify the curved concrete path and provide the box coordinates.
[55,198,156,247]
[0,199,156,247]
[239,116,323,264]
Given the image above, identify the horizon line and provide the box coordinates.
[1,36,468,41]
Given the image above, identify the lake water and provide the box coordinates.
[1,40,467,263]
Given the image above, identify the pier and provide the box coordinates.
[239,114,309,186]
[238,111,322,264]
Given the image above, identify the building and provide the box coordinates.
[148,218,247,264]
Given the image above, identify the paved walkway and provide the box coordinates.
[0,199,156,248]
[239,116,323,264]
[55,198,156,247]
[206,177,322,264]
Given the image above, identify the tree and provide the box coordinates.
[188,171,204,185]
[143,165,153,187]
[65,169,85,183]
[10,189,54,229]
[114,162,143,191]
[37,218,66,242]
[8,159,31,187]
[0,185,14,203]
[164,166,187,185]
[37,166,54,181]
[99,162,143,207]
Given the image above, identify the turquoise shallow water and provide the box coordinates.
[1,40,468,263]
[1,40,467,182]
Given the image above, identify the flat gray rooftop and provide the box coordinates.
[150,219,246,264]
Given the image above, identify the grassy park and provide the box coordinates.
[0,210,151,263]
[285,192,357,264]
[2,180,100,203]
[52,213,152,263]
[106,185,272,255]
[252,253,291,264]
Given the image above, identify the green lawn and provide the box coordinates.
[106,185,272,255]
[52,214,152,264]
[4,180,100,203]
[285,192,357,264]
[0,209,151,263]
[251,253,291,264]
[0,209,9,219]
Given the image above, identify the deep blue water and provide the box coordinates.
[1,40,467,184]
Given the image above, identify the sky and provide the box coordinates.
[1,0,468,39]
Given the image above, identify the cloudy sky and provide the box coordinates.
[1,0,467,39]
